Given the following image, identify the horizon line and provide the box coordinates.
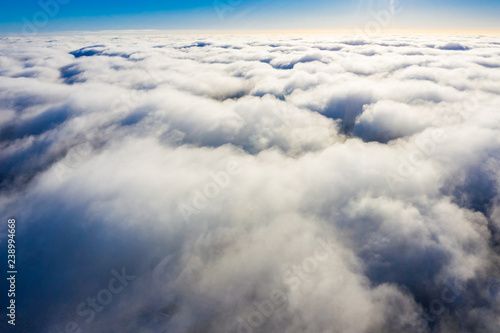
[2,28,500,37]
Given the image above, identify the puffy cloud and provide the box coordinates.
[353,100,434,142]
[0,33,500,333]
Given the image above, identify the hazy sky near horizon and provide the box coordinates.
[0,0,499,34]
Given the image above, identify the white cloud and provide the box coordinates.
[1,33,499,333]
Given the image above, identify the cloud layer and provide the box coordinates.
[1,33,500,333]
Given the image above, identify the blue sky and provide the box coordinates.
[0,0,499,34]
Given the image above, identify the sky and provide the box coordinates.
[0,0,499,34]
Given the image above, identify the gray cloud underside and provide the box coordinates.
[0,33,500,333]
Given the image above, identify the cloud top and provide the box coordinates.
[1,33,500,333]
